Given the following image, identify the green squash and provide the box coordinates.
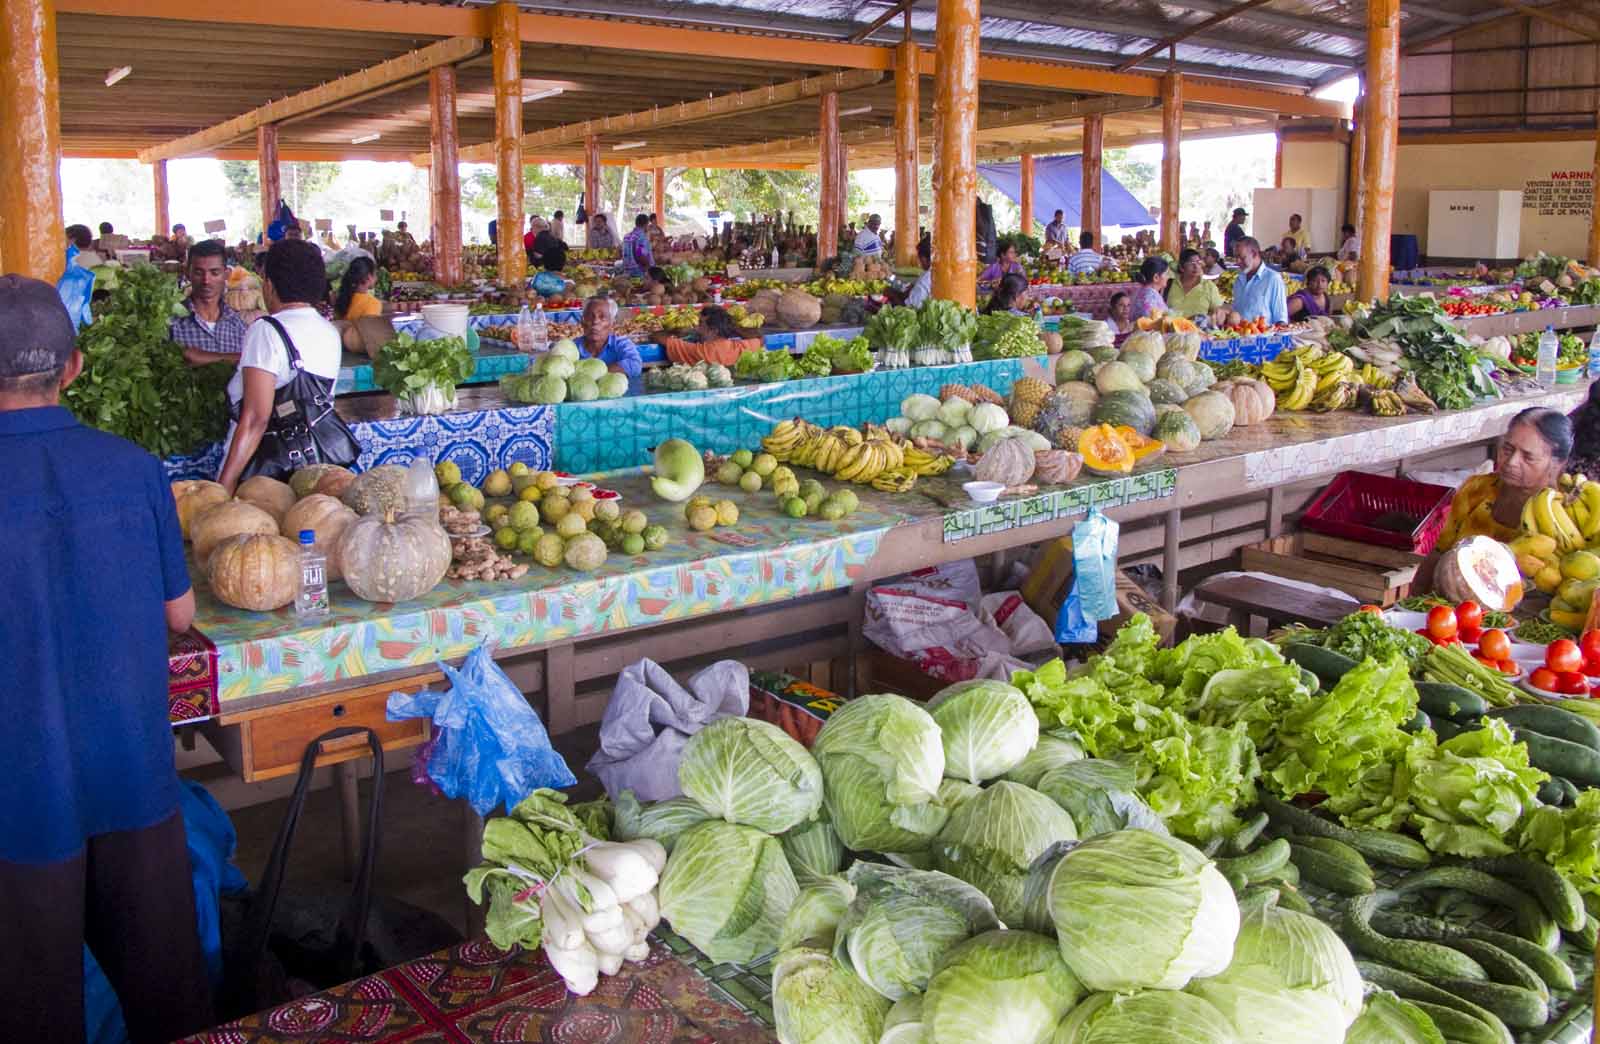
[1183,390,1236,440]
[1153,409,1203,452]
[1146,378,1188,406]
[1090,389,1157,436]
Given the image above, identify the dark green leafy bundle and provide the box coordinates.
[973,312,1046,359]
[64,263,232,457]
[1351,294,1487,409]
[373,331,473,397]
[806,333,873,375]
[1314,610,1433,663]
[1516,252,1571,281]
[863,305,921,353]
[1570,277,1600,306]
[734,348,795,382]
[918,299,977,349]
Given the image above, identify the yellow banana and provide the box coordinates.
[1580,482,1600,541]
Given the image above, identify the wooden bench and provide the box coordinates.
[1194,574,1357,635]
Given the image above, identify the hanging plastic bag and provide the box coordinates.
[386,644,575,816]
[58,262,96,331]
[1055,508,1119,643]
[586,659,749,801]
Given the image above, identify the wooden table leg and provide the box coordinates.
[544,643,575,736]
[1162,506,1182,611]
[463,801,486,938]
[334,760,361,882]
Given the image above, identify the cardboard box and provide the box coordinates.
[1021,536,1177,646]
[1103,569,1177,646]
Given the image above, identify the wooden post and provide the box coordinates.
[1160,72,1183,254]
[0,0,65,281]
[491,1,524,286]
[257,124,280,237]
[818,91,841,267]
[153,159,170,240]
[1019,152,1036,237]
[429,65,462,286]
[894,38,920,267]
[653,167,666,226]
[1590,105,1600,264]
[1358,0,1400,301]
[584,134,602,227]
[1273,133,1283,188]
[1347,91,1365,231]
[838,143,851,230]
[1082,113,1104,248]
[932,0,979,307]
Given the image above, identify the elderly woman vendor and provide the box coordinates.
[577,296,643,379]
[1434,407,1573,552]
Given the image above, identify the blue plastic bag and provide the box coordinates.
[532,271,566,298]
[1054,509,1119,643]
[386,644,576,816]
[58,262,96,331]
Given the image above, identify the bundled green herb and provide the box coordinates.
[1350,294,1490,410]
[373,331,473,398]
[64,263,232,458]
[973,312,1047,359]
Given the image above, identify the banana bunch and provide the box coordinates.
[1510,532,1562,593]
[1565,479,1600,543]
[1307,350,1357,394]
[1522,488,1586,555]
[836,439,901,484]
[810,431,855,473]
[1263,359,1319,410]
[1308,381,1358,413]
[1362,387,1406,417]
[1358,363,1394,389]
[903,445,954,476]
[871,467,919,493]
[761,418,820,463]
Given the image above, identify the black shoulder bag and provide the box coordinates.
[234,315,360,481]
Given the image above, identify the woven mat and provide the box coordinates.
[168,627,220,725]
[180,937,772,1044]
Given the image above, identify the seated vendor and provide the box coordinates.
[1104,290,1135,341]
[1435,408,1572,552]
[1286,266,1333,320]
[978,241,1026,285]
[693,306,743,343]
[982,272,1030,316]
[333,256,383,321]
[1165,249,1226,325]
[577,296,642,379]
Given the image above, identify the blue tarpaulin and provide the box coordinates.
[979,155,1152,230]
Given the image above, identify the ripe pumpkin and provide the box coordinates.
[1183,390,1237,440]
[289,464,355,499]
[1113,426,1168,464]
[172,480,229,541]
[208,533,300,612]
[975,436,1036,486]
[1033,450,1083,485]
[342,465,410,517]
[237,475,296,523]
[281,494,359,580]
[1079,424,1135,476]
[338,510,452,604]
[1216,377,1276,427]
[193,499,279,565]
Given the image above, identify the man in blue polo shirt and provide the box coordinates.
[1229,236,1289,326]
[0,275,213,1041]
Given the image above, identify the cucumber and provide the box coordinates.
[1224,811,1269,855]
[1354,961,1513,1044]
[1512,728,1600,786]
[1408,1002,1514,1044]
[1255,859,1299,887]
[1369,909,1576,992]
[1284,642,1359,689]
[1342,894,1488,981]
[1488,703,1600,751]
[1273,883,1313,914]
[1394,868,1560,951]
[1433,718,1470,741]
[1464,855,1585,931]
[1428,978,1549,1029]
[1567,913,1599,952]
[1537,777,1566,805]
[1216,838,1291,888]
[1289,837,1374,895]
[1260,791,1432,869]
[1415,680,1491,720]
[1555,775,1582,805]
[1441,939,1548,1000]
[1404,709,1431,733]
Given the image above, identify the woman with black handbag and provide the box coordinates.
[217,240,358,494]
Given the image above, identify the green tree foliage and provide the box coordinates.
[220,160,340,218]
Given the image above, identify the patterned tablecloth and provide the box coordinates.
[180,937,772,1044]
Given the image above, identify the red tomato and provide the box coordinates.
[1585,652,1600,676]
[1479,628,1511,662]
[1455,601,1483,632]
[1474,654,1500,670]
[1459,625,1483,644]
[1426,606,1459,641]
[1358,604,1383,615]
[1532,667,1561,692]
[1581,629,1600,662]
[1558,671,1591,695]
[1548,638,1584,674]
[1498,659,1520,676]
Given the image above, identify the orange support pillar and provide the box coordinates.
[1082,114,1104,248]
[1019,152,1036,237]
[429,65,462,286]
[1160,72,1183,254]
[1358,0,1399,301]
[1347,92,1366,232]
[932,0,979,307]
[584,135,602,225]
[838,144,851,230]
[818,91,841,267]
[1591,116,1600,264]
[0,0,65,281]
[257,124,280,237]
[1273,133,1283,189]
[492,1,524,286]
[153,159,170,240]
[894,38,920,267]
[653,167,666,226]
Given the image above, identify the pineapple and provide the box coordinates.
[940,382,1007,407]
[1008,377,1052,429]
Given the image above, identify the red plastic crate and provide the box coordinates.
[1300,470,1456,555]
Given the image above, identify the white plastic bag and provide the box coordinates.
[585,659,749,801]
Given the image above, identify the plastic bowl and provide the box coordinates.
[963,481,1006,503]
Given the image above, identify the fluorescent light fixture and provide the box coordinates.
[523,87,564,103]
[351,132,382,144]
[104,66,132,87]
[612,140,648,151]
[839,105,873,117]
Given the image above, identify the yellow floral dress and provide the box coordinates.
[1435,473,1520,552]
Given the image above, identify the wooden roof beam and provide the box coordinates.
[1485,0,1600,41]
[1114,0,1276,73]
[137,36,483,162]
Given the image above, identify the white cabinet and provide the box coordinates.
[1426,191,1521,260]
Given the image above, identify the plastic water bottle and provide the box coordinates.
[1537,324,1559,388]
[529,301,549,354]
[405,456,440,518]
[515,303,534,352]
[294,530,329,619]
[1586,327,1600,379]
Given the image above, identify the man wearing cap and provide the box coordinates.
[0,275,213,1041]
[1223,207,1249,261]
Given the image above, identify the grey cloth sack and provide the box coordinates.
[586,658,750,801]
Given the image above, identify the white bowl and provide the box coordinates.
[421,303,471,338]
[1381,609,1428,632]
[963,481,1005,503]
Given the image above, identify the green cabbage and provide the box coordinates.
[1052,990,1239,1044]
[773,947,891,1044]
[924,930,1082,1044]
[833,862,999,1000]
[611,790,712,852]
[780,875,856,951]
[677,716,823,833]
[1036,760,1167,838]
[657,820,800,963]
[1002,732,1086,788]
[927,680,1039,784]
[1396,718,1547,857]
[814,695,947,853]
[783,814,845,882]
[932,781,1077,926]
[1043,829,1239,992]
[1344,991,1445,1044]
[879,994,927,1044]
[1186,901,1362,1042]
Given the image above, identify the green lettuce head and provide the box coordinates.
[780,875,856,951]
[924,930,1083,1044]
[1002,732,1087,788]
[611,790,713,852]
[1052,990,1239,1044]
[814,694,947,853]
[657,819,800,964]
[772,947,891,1044]
[879,994,926,1044]
[1344,991,1445,1044]
[932,781,1078,926]
[833,862,1000,1001]
[928,680,1040,784]
[678,716,823,834]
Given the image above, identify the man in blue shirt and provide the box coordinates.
[578,296,643,378]
[622,213,654,277]
[0,275,213,1041]
[1229,237,1289,325]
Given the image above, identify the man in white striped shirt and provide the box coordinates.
[1066,231,1109,276]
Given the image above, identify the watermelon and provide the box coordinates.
[1091,389,1157,436]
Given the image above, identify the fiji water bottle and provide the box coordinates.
[1586,327,1600,379]
[529,301,549,354]
[294,530,329,618]
[1537,325,1558,388]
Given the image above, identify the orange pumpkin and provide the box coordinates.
[208,533,300,611]
[192,499,279,565]
[172,480,229,541]
[1079,424,1135,476]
